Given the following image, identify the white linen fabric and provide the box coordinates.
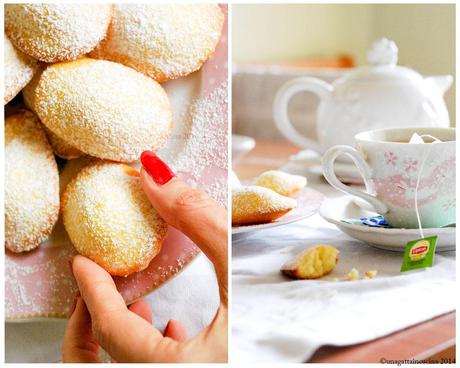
[232,203,455,363]
[6,254,219,363]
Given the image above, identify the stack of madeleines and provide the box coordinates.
[232,170,307,226]
[4,4,224,277]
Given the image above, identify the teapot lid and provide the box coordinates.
[343,38,423,83]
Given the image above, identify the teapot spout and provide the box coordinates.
[425,75,453,95]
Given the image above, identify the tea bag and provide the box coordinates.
[409,132,442,144]
[409,132,425,143]
[401,131,443,272]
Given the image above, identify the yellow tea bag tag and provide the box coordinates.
[400,236,437,272]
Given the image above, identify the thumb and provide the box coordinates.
[140,151,228,305]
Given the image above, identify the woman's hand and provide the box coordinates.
[62,151,228,363]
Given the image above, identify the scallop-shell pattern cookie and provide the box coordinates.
[5,110,60,253]
[5,3,112,63]
[62,162,168,276]
[90,4,224,82]
[255,170,307,197]
[22,71,84,160]
[4,34,40,105]
[232,186,297,226]
[33,58,172,162]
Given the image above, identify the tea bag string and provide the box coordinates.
[414,134,442,238]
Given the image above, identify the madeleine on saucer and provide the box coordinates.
[255,170,307,197]
[232,186,297,226]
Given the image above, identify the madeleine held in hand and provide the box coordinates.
[281,244,339,279]
[63,151,227,363]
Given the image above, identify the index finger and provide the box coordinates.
[140,169,228,305]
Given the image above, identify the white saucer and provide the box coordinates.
[319,196,455,252]
[232,187,324,240]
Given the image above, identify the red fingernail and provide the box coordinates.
[164,320,172,335]
[140,151,175,185]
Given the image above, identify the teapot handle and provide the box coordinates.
[273,77,333,153]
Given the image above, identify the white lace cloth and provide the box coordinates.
[232,183,456,363]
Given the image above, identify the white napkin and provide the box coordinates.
[6,254,219,363]
[232,214,456,363]
[146,254,219,337]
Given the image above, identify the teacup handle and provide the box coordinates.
[322,145,389,215]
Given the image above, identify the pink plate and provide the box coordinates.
[6,4,228,321]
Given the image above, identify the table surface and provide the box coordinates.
[233,138,456,363]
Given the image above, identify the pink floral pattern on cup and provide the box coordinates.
[374,154,455,209]
[384,151,398,165]
[403,158,418,172]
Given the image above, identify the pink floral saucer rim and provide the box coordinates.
[5,226,201,322]
[6,245,199,322]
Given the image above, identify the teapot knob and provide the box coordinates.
[367,38,398,66]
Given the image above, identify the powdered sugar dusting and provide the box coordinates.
[161,81,228,205]
[233,186,297,216]
[35,59,172,162]
[45,127,84,160]
[90,4,224,82]
[22,70,84,159]
[255,170,307,197]
[5,110,60,253]
[4,35,39,104]
[5,5,227,319]
[63,162,168,276]
[5,4,112,62]
[5,246,78,318]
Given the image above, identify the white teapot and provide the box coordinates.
[273,38,452,154]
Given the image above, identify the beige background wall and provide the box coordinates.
[233,4,456,122]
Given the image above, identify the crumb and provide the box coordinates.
[365,270,377,279]
[346,268,360,281]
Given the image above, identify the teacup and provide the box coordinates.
[322,127,456,228]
